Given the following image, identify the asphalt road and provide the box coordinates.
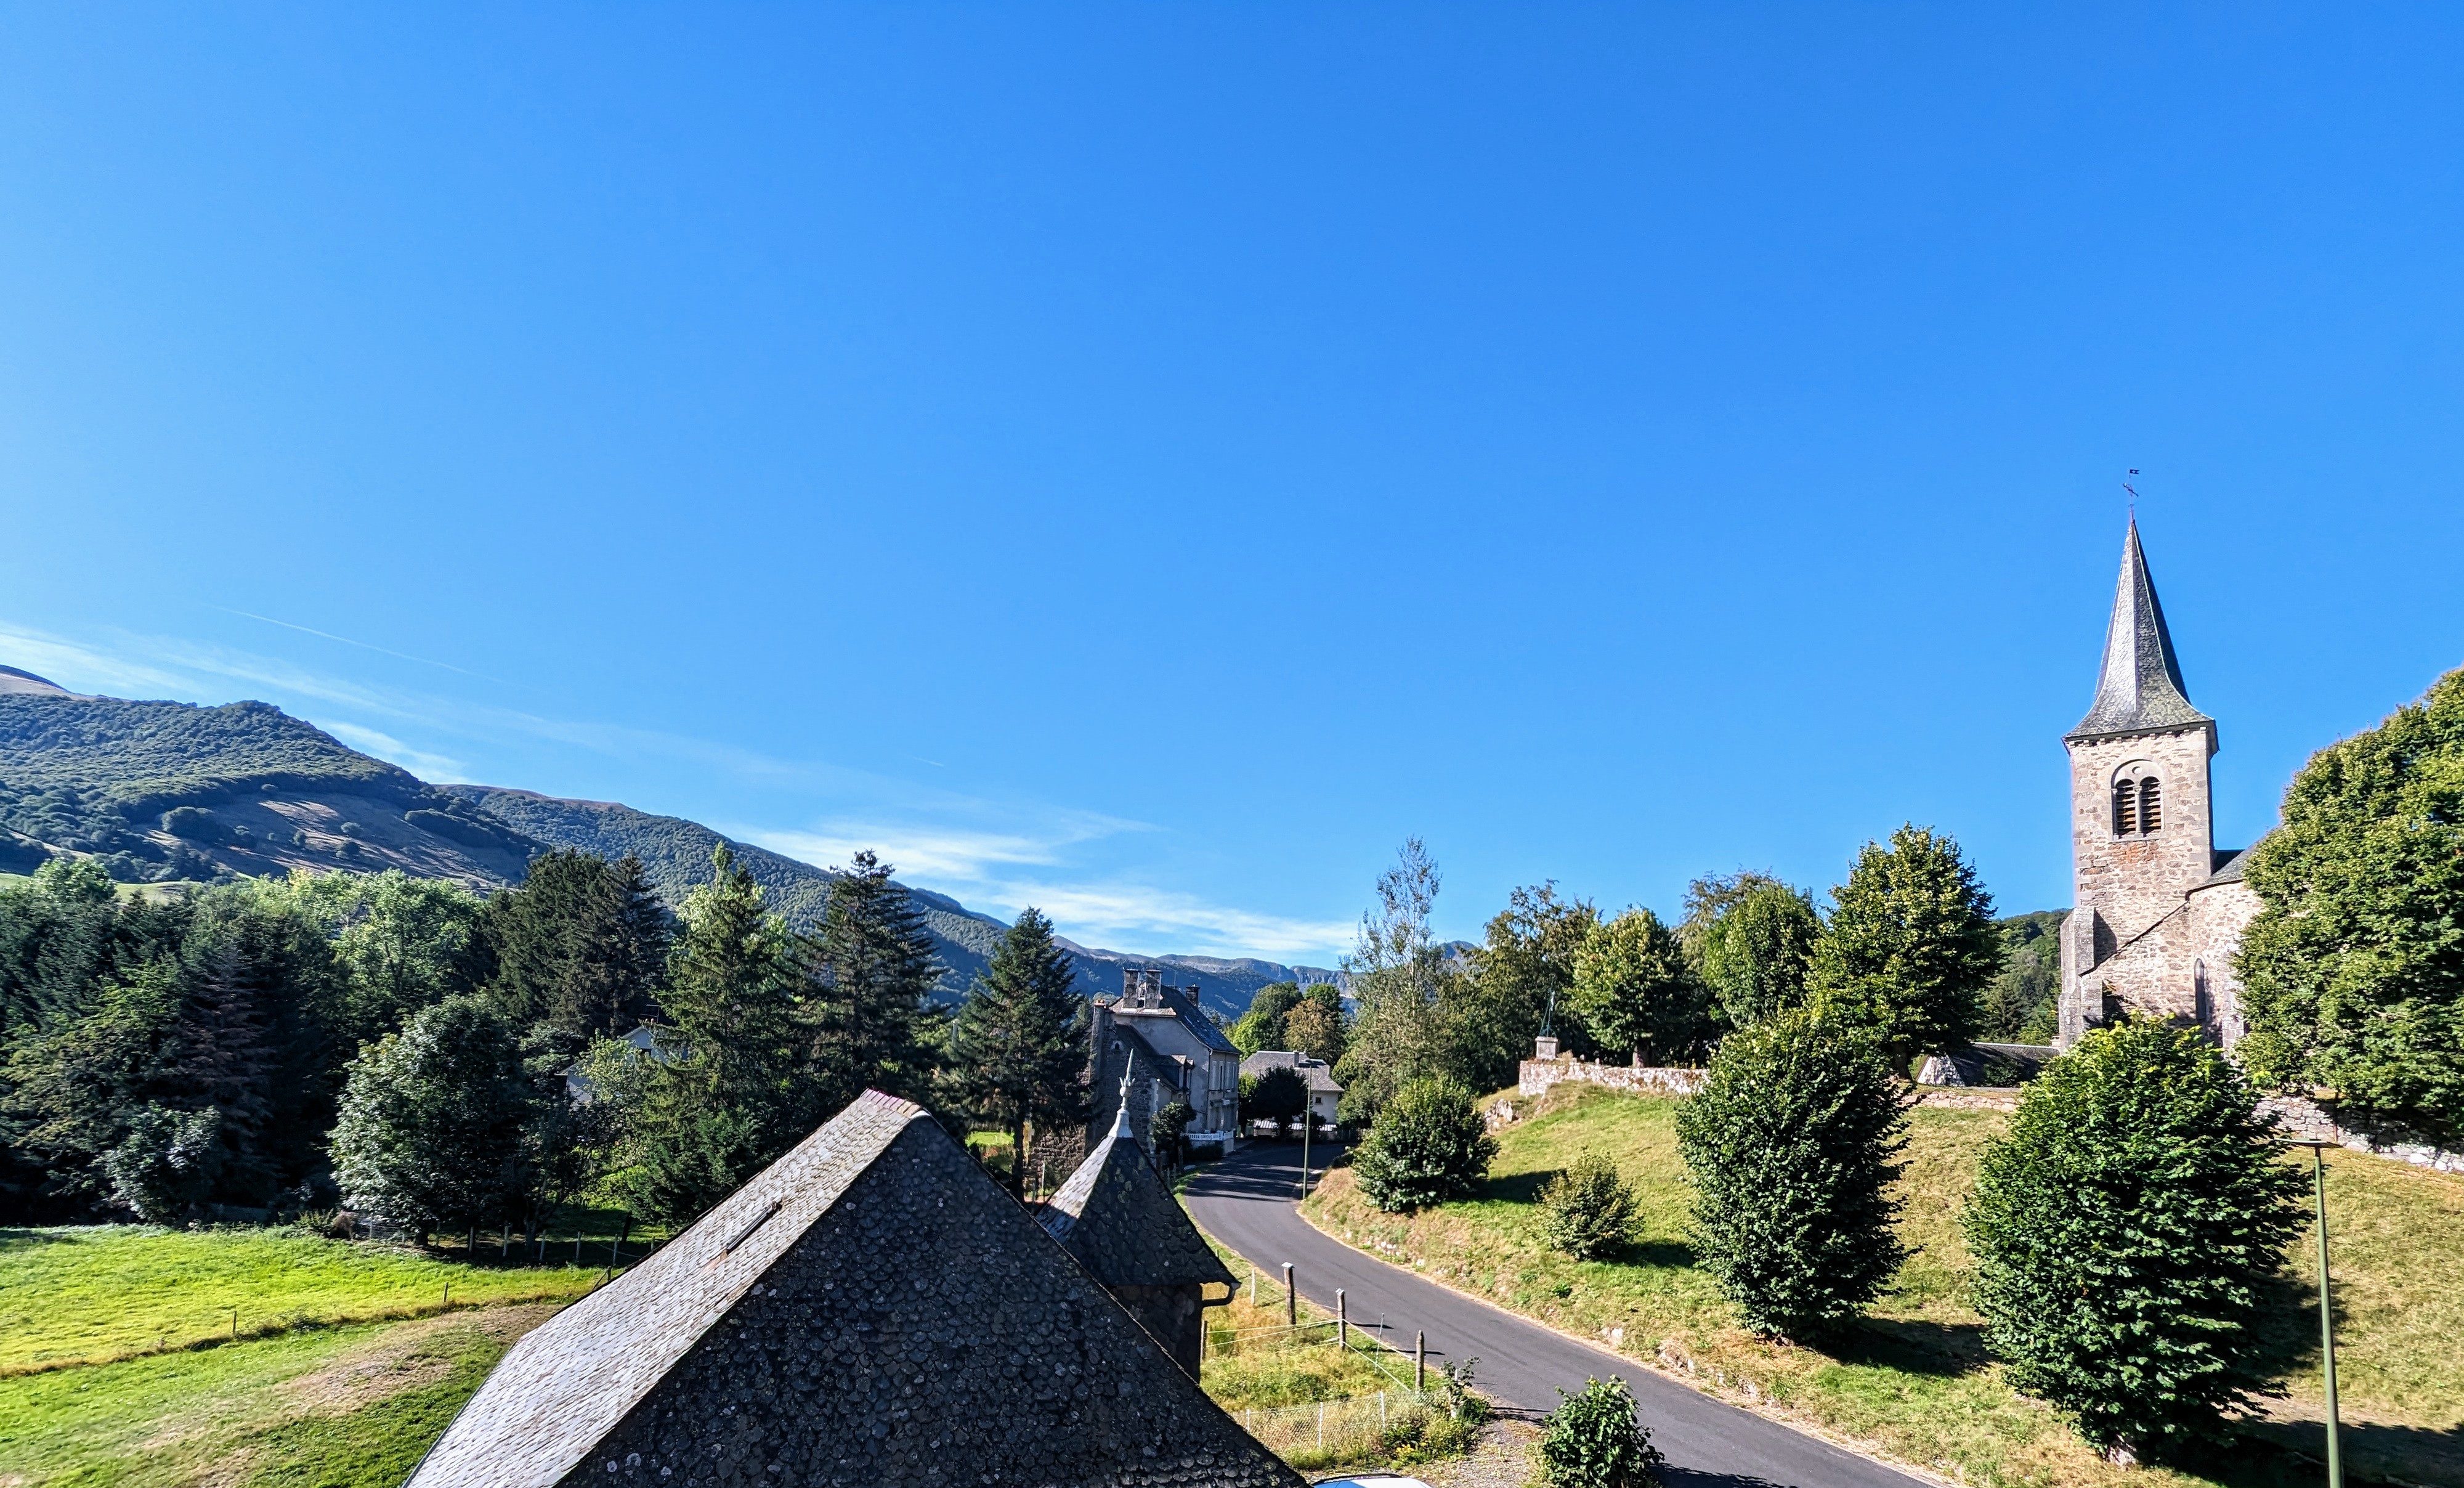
[1183,1140,1931,1488]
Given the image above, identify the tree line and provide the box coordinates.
[0,844,1092,1241]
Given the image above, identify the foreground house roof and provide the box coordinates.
[2069,519,2214,744]
[1042,1106,1238,1292]
[408,1089,1299,1488]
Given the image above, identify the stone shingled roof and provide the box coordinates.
[408,1090,1298,1488]
[2068,519,2215,744]
[1042,1111,1237,1293]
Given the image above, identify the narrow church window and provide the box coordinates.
[2112,779,2137,835]
[2139,778,2162,833]
[2194,959,2212,1030]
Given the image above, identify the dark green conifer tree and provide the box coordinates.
[939,908,1086,1198]
[801,850,938,1115]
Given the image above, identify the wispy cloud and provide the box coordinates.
[321,722,468,783]
[0,616,1356,960]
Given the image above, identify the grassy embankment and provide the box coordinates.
[0,1212,1476,1484]
[1302,1083,2464,1488]
[0,1225,622,1487]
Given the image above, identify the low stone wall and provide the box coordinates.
[2263,1094,2464,1174]
[1517,1057,1708,1100]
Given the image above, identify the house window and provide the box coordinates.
[2112,779,2138,835]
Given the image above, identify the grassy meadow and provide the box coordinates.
[1301,1084,2464,1488]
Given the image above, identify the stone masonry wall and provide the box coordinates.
[1518,1057,1708,1100]
[2063,725,2218,1041]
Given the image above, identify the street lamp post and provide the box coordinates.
[2288,1138,2343,1488]
[1297,1083,1312,1201]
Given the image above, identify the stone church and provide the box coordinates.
[2056,521,2263,1049]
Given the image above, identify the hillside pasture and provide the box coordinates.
[1302,1083,2464,1488]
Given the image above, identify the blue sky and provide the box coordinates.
[5,7,2462,961]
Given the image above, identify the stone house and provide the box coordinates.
[1040,1101,1237,1378]
[1235,1051,1342,1131]
[2057,520,2263,1048]
[1085,969,1244,1157]
[406,1089,1300,1488]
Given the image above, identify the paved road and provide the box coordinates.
[1184,1141,1929,1488]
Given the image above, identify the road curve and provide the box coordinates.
[1184,1140,1931,1488]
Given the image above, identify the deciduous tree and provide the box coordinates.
[1681,874,1820,1030]
[1805,826,1998,1065]
[1570,909,1712,1065]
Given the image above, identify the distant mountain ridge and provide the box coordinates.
[0,683,1331,1016]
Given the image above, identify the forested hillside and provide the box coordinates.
[0,678,1331,1014]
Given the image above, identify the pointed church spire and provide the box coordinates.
[2067,519,2213,743]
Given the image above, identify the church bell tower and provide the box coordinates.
[2057,520,2221,1045]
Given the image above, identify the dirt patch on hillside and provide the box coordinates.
[278,1303,561,1418]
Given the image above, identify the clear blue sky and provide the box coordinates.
[6,7,2461,961]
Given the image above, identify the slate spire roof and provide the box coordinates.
[1042,1090,1237,1293]
[2067,519,2213,744]
[407,1089,1297,1488]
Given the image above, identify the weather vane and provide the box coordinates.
[2123,468,2141,519]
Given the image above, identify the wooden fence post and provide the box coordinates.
[1335,1289,1346,1349]
[1415,1330,1425,1391]
[1282,1263,1295,1328]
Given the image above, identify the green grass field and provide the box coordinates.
[1302,1084,2464,1488]
[0,1227,608,1373]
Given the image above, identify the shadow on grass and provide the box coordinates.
[1825,1317,1991,1378]
[0,1227,81,1251]
[1619,1238,1697,1269]
[1481,1171,1557,1205]
[2174,1419,2464,1488]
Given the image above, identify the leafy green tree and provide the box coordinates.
[1149,1096,1194,1166]
[1805,825,2000,1065]
[101,1105,224,1224]
[1464,883,1599,1079]
[2237,665,2464,1143]
[939,908,1088,1198]
[1965,1019,2305,1461]
[1675,1009,1907,1341]
[1283,983,1348,1067]
[1241,1065,1307,1134]
[251,869,490,1049]
[1337,839,1482,1120]
[1539,1151,1638,1261]
[1570,909,1712,1065]
[1537,1377,1664,1488]
[330,994,535,1242]
[1229,982,1302,1056]
[1682,873,1820,1029]
[1350,1077,1496,1212]
[801,849,939,1114]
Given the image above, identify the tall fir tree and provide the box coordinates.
[939,909,1086,1198]
[1805,825,2000,1065]
[802,850,939,1115]
[556,855,670,1039]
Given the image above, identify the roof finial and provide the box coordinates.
[1109,1052,1137,1140]
[2123,468,2141,522]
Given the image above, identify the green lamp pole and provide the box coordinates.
[2288,1138,2343,1488]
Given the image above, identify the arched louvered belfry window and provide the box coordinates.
[2139,778,2163,834]
[2112,779,2138,835]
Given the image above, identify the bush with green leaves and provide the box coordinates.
[100,1104,224,1223]
[2237,664,2464,1144]
[1350,1077,1497,1213]
[1674,1009,1907,1340]
[1539,1150,1638,1261]
[1964,1018,2306,1460]
[1538,1376,1664,1488]
[1804,824,2000,1065]
[329,994,537,1239]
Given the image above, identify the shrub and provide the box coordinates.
[1540,1151,1638,1260]
[159,805,224,842]
[1674,1009,1907,1340]
[1964,1018,2306,1460]
[1350,1078,1497,1212]
[1538,1376,1664,1488]
[102,1104,224,1222]
[1242,1066,1308,1132]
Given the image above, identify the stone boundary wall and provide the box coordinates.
[2263,1094,2464,1175]
[1517,1057,1708,1100]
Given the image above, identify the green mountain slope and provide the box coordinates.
[0,681,1332,1015]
